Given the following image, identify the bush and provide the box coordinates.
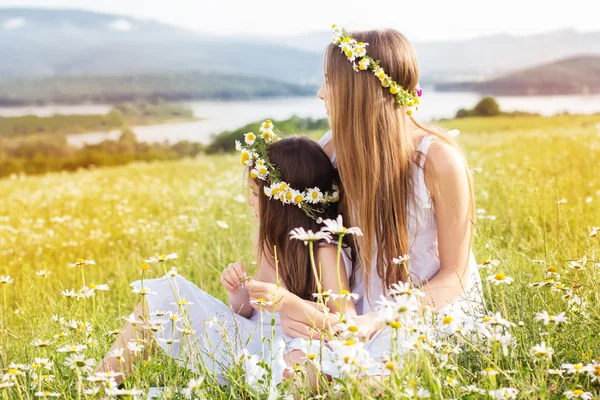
[206,116,329,154]
[473,96,501,117]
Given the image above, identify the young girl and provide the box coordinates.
[280,26,485,369]
[95,132,357,388]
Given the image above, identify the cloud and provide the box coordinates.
[106,18,135,32]
[3,17,27,30]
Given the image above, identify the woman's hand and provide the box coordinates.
[244,279,289,313]
[220,262,246,293]
[280,300,336,340]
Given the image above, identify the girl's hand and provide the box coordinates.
[220,262,247,293]
[244,279,288,313]
[349,312,382,339]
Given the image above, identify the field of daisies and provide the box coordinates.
[1,114,599,399]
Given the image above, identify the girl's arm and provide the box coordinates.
[245,243,356,338]
[420,139,473,309]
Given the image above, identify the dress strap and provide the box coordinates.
[318,130,337,166]
[415,134,436,168]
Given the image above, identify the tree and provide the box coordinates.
[473,96,501,117]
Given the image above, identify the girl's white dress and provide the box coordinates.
[130,251,355,387]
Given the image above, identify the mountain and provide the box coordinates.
[0,71,318,106]
[2,8,600,86]
[434,56,600,96]
[0,8,323,84]
[256,29,600,82]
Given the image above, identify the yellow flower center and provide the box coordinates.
[547,267,557,273]
[140,264,149,271]
[89,283,97,289]
[386,362,395,370]
[308,353,317,360]
[442,316,454,325]
[494,273,506,281]
[345,339,355,346]
[389,321,402,329]
[348,326,358,333]
[294,195,303,204]
[247,133,255,141]
[573,390,584,395]
[241,152,250,165]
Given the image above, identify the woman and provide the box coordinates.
[280,26,485,368]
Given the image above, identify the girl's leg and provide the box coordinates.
[95,301,157,384]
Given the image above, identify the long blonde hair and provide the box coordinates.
[325,28,474,300]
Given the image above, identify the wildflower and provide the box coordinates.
[478,259,500,269]
[330,290,360,301]
[216,220,229,229]
[444,377,459,387]
[34,392,61,398]
[131,287,156,296]
[589,226,599,237]
[489,388,518,399]
[249,298,273,307]
[145,253,177,263]
[564,389,593,399]
[244,132,256,145]
[64,354,95,372]
[486,273,514,285]
[388,281,424,298]
[31,339,53,348]
[402,387,431,398]
[109,348,126,362]
[289,227,331,245]
[320,215,363,236]
[57,344,87,353]
[561,363,591,374]
[124,313,142,326]
[535,311,568,326]
[67,259,95,268]
[0,275,14,284]
[481,367,499,377]
[392,254,410,265]
[460,385,486,395]
[587,362,600,382]
[127,340,145,354]
[567,255,587,271]
[183,377,205,398]
[312,289,333,303]
[530,342,554,360]
[36,270,52,277]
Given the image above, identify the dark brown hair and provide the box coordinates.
[251,136,347,300]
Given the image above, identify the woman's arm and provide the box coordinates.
[421,139,473,309]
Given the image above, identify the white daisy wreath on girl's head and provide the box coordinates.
[331,24,423,115]
[236,120,340,220]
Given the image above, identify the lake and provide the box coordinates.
[1,92,599,146]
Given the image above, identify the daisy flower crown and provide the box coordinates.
[236,120,340,220]
[331,24,423,115]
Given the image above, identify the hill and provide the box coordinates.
[0,71,317,106]
[435,56,600,95]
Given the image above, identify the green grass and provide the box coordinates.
[0,115,599,399]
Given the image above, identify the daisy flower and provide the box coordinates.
[530,342,553,360]
[127,341,145,354]
[312,289,333,303]
[64,354,95,371]
[330,290,359,301]
[67,259,95,268]
[34,392,61,398]
[0,275,14,284]
[31,339,53,348]
[244,132,256,145]
[289,227,331,245]
[589,226,599,237]
[534,311,568,326]
[481,367,499,377]
[477,259,500,269]
[486,273,514,285]
[561,363,591,374]
[564,389,593,399]
[36,270,52,277]
[320,215,363,237]
[305,187,324,204]
[587,362,600,382]
[489,388,518,399]
[392,254,411,265]
[131,287,156,296]
[145,253,177,263]
[249,298,273,307]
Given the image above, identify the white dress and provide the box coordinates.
[129,249,355,387]
[317,130,485,374]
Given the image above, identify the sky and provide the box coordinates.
[0,0,597,41]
